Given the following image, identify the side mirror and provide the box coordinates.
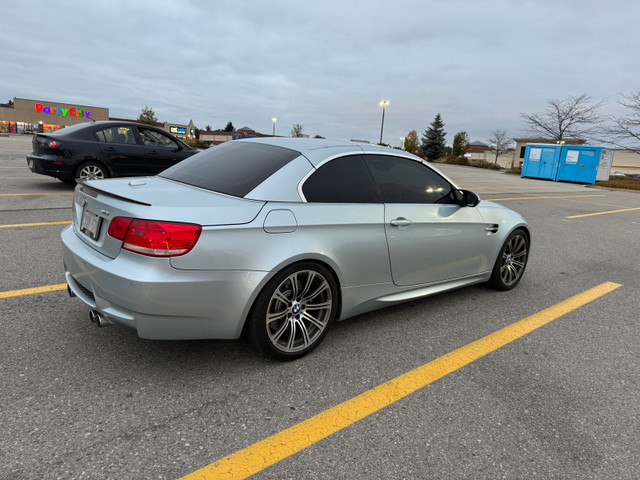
[457,189,480,207]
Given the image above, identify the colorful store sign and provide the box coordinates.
[35,103,91,119]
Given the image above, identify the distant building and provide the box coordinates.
[512,138,586,163]
[0,97,109,133]
[197,127,273,146]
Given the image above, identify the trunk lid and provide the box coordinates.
[72,176,266,258]
[32,134,63,155]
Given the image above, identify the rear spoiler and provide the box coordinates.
[77,180,152,206]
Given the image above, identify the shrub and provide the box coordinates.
[442,156,469,165]
[505,167,522,175]
[595,175,640,191]
[185,138,209,149]
[470,160,502,170]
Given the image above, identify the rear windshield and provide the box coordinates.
[159,141,300,197]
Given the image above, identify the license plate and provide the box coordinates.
[28,159,34,169]
[80,209,102,240]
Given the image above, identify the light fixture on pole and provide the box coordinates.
[379,100,389,144]
[272,117,277,136]
[400,137,405,150]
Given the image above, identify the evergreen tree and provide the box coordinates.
[224,121,234,132]
[420,114,447,161]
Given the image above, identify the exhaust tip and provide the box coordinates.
[90,310,114,327]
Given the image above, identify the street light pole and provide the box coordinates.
[379,100,389,144]
[272,118,277,136]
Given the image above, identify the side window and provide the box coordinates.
[364,155,455,204]
[95,126,136,144]
[139,128,178,149]
[302,155,380,203]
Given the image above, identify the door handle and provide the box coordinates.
[390,217,413,227]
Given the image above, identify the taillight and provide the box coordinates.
[48,140,59,148]
[108,217,201,257]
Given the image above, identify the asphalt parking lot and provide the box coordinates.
[1,134,639,480]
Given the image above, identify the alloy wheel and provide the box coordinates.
[500,233,528,287]
[78,165,105,180]
[265,269,333,354]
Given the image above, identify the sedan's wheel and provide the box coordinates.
[489,229,529,291]
[76,162,108,180]
[248,263,338,360]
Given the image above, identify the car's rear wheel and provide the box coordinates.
[76,162,109,181]
[488,228,529,291]
[247,263,338,360]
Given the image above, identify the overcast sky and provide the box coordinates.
[2,0,639,146]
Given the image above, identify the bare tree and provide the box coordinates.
[488,129,511,164]
[603,90,640,154]
[520,93,604,142]
[291,123,304,137]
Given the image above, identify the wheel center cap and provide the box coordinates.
[292,303,301,314]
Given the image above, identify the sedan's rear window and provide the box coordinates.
[160,142,300,197]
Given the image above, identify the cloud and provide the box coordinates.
[1,0,639,143]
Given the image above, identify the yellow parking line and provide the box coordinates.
[0,283,68,299]
[180,281,622,480]
[566,207,640,219]
[0,192,73,196]
[0,166,28,168]
[487,194,606,201]
[0,221,71,229]
[0,176,51,179]
[469,186,550,190]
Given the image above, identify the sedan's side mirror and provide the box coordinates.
[456,189,480,207]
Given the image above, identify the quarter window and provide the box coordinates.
[302,155,380,203]
[364,155,455,204]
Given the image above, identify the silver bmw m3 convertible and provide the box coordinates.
[62,138,530,359]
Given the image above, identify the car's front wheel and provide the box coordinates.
[488,228,529,291]
[76,162,109,181]
[247,263,338,360]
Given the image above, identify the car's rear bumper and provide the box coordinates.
[61,225,269,340]
[26,154,74,180]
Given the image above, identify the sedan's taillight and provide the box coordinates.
[48,140,60,148]
[108,217,202,257]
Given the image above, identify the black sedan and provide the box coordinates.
[26,121,198,182]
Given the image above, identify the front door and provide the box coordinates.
[138,127,187,174]
[364,154,491,287]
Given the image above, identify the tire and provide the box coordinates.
[76,162,109,181]
[247,262,338,360]
[488,228,529,291]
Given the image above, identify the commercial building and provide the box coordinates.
[0,97,109,133]
[197,126,273,146]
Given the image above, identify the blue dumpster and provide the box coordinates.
[522,144,615,184]
[521,145,561,180]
